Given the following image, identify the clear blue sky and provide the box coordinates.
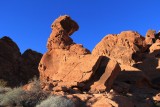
[0,0,160,53]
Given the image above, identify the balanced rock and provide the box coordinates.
[38,15,121,93]
[47,15,80,51]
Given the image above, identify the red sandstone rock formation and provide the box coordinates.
[92,29,160,89]
[92,31,147,66]
[38,15,121,93]
[0,36,42,87]
[37,15,160,107]
[1,15,160,107]
[39,16,160,107]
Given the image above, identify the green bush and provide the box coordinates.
[36,96,75,107]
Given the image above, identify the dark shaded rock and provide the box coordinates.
[0,36,42,87]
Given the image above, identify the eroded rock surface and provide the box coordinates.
[37,15,160,107]
[38,15,121,93]
[92,31,147,66]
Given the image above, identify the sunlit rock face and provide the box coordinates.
[92,31,147,66]
[38,15,121,93]
[37,15,160,107]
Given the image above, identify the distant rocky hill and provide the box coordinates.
[36,15,160,107]
[0,36,42,87]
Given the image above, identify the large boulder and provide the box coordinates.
[115,65,152,88]
[87,58,121,92]
[38,15,121,93]
[92,31,146,66]
[0,36,42,87]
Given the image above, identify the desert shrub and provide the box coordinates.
[36,96,75,107]
[21,90,49,107]
[0,86,11,94]
[0,77,50,107]
[21,77,49,107]
[0,86,12,101]
[0,79,7,87]
[28,76,42,92]
[0,87,26,106]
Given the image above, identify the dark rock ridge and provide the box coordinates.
[0,36,42,87]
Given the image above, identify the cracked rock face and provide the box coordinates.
[38,15,121,93]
